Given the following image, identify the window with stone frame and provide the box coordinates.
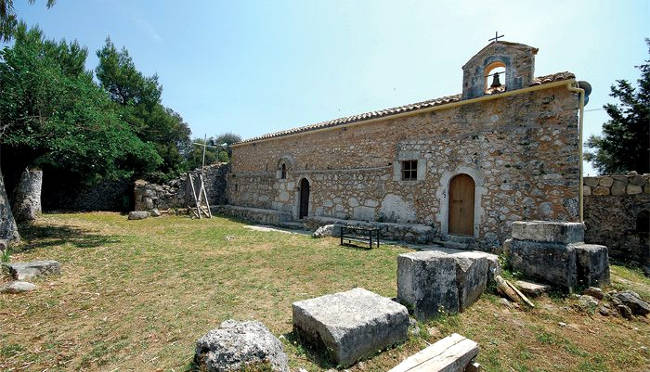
[401,160,418,181]
[281,163,287,179]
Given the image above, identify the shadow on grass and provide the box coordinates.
[282,330,337,370]
[14,223,121,253]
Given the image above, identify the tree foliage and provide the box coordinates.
[0,24,161,184]
[0,0,55,41]
[585,39,650,174]
[95,39,191,182]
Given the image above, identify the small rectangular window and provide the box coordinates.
[401,160,418,181]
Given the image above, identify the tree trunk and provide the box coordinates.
[12,168,43,222]
[0,166,20,243]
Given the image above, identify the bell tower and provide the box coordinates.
[461,39,538,100]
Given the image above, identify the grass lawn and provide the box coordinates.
[0,213,648,371]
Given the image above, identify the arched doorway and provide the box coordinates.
[299,178,310,219]
[449,174,475,236]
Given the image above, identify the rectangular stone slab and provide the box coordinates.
[292,287,408,368]
[5,260,60,281]
[511,221,584,244]
[388,333,479,372]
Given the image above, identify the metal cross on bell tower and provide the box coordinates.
[488,31,504,43]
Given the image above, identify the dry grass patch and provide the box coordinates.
[0,212,648,371]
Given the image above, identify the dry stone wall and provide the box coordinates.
[583,173,649,272]
[134,163,229,212]
[229,85,581,251]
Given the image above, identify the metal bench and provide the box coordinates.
[340,226,380,249]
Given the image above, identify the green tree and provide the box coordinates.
[585,39,650,174]
[95,39,191,182]
[0,24,161,241]
[0,0,55,41]
[186,137,219,170]
[214,132,242,160]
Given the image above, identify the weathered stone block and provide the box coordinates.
[592,186,610,196]
[5,260,61,281]
[504,239,577,290]
[12,168,42,222]
[128,211,150,220]
[611,180,626,196]
[598,176,613,187]
[627,184,642,195]
[511,221,584,244]
[574,243,610,287]
[195,319,289,372]
[455,256,490,311]
[629,174,645,186]
[583,185,591,196]
[0,281,36,293]
[293,288,408,367]
[583,177,598,187]
[397,251,460,318]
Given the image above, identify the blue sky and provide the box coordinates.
[16,0,649,175]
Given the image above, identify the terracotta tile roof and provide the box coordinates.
[237,71,575,145]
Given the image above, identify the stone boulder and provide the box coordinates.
[12,168,43,222]
[613,291,649,316]
[292,288,409,367]
[150,208,162,217]
[5,260,61,281]
[194,319,289,372]
[312,224,340,238]
[128,211,150,220]
[0,281,36,293]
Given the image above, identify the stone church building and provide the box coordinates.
[226,41,588,250]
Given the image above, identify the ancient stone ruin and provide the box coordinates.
[583,173,649,274]
[12,168,42,222]
[504,221,610,291]
[292,288,409,368]
[397,249,499,319]
[133,163,229,214]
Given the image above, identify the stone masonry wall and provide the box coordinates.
[228,85,581,251]
[583,173,650,271]
[134,163,230,212]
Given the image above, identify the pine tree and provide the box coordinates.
[585,39,650,174]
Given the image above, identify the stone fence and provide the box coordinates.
[583,173,649,273]
[134,163,230,212]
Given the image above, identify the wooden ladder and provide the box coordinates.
[187,172,212,219]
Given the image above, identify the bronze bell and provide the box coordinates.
[490,72,502,88]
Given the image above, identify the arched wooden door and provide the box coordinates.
[299,178,310,219]
[449,174,475,236]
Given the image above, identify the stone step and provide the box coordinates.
[433,240,468,250]
[276,221,307,231]
[388,333,479,372]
